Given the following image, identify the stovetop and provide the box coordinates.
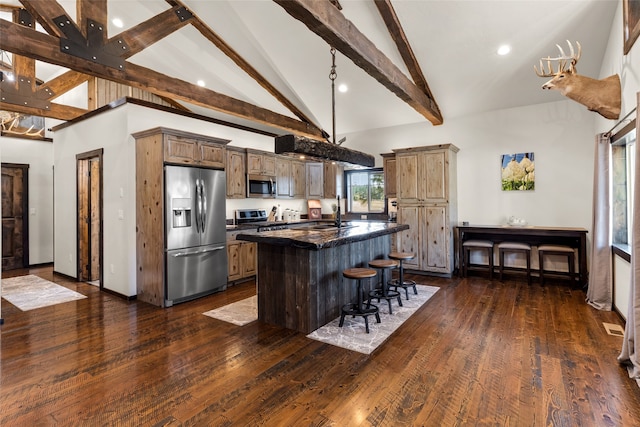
[235,208,268,224]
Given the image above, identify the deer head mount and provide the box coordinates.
[534,41,620,120]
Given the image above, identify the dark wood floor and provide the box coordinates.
[1,266,638,426]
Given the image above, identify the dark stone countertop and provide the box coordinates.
[236,221,408,250]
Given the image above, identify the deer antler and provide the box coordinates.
[534,40,581,76]
[534,57,568,77]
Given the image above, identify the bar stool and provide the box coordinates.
[498,242,532,285]
[388,252,418,300]
[462,240,495,279]
[339,268,381,333]
[368,259,402,314]
[538,245,575,286]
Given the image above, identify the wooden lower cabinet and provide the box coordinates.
[227,239,257,282]
[397,204,451,274]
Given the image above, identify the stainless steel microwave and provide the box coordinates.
[247,175,276,198]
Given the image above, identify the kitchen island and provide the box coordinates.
[237,221,409,333]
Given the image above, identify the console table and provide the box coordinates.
[456,225,588,286]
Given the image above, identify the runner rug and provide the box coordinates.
[203,284,439,355]
[203,295,258,326]
[1,274,87,311]
[306,284,439,354]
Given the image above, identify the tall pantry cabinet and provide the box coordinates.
[394,144,458,275]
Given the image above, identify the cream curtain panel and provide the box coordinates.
[586,133,612,310]
[619,95,640,387]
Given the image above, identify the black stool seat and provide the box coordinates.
[388,252,418,299]
[339,268,380,333]
[368,259,402,314]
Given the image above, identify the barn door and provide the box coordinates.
[77,150,103,285]
[1,164,29,270]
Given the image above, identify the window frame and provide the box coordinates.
[343,167,386,215]
[611,121,636,254]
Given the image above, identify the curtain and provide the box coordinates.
[586,133,612,310]
[619,94,640,387]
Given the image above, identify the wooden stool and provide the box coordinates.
[340,268,381,333]
[498,242,532,285]
[368,259,402,314]
[462,240,495,279]
[388,252,417,300]
[538,244,575,286]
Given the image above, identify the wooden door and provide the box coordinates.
[306,163,324,198]
[422,151,448,201]
[227,241,241,281]
[1,164,28,270]
[424,205,448,271]
[383,155,397,198]
[226,149,246,198]
[276,158,291,198]
[241,242,257,277]
[77,150,103,284]
[396,154,419,202]
[291,161,306,198]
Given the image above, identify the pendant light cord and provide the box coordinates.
[329,47,337,144]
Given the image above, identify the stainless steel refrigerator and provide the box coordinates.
[165,165,228,306]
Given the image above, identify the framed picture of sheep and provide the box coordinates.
[501,152,535,191]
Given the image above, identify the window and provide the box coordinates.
[345,168,385,213]
[612,124,636,246]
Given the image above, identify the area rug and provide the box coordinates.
[307,284,439,355]
[1,275,87,311]
[203,295,257,326]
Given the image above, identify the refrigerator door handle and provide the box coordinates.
[171,245,225,257]
[201,180,207,233]
[195,178,202,233]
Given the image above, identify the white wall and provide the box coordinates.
[345,99,595,231]
[53,106,132,296]
[53,103,311,297]
[0,136,54,264]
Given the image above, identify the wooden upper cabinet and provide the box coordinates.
[306,163,324,198]
[226,147,246,199]
[381,153,397,198]
[276,157,292,198]
[163,132,227,168]
[290,160,306,198]
[421,151,447,201]
[323,162,344,199]
[395,145,456,203]
[247,150,276,175]
[397,153,420,202]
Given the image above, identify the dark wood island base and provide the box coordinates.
[238,222,408,333]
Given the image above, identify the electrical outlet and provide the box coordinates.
[361,214,367,220]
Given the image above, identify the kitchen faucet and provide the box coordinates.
[335,195,341,228]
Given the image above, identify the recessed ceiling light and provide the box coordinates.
[497,45,511,56]
[112,18,124,28]
[338,83,348,93]
[197,80,205,87]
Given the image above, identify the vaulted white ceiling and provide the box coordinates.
[1,0,619,138]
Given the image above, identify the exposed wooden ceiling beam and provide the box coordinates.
[373,0,440,117]
[76,0,107,40]
[0,19,324,139]
[0,7,88,119]
[38,70,91,99]
[273,0,443,125]
[0,100,88,120]
[167,0,323,132]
